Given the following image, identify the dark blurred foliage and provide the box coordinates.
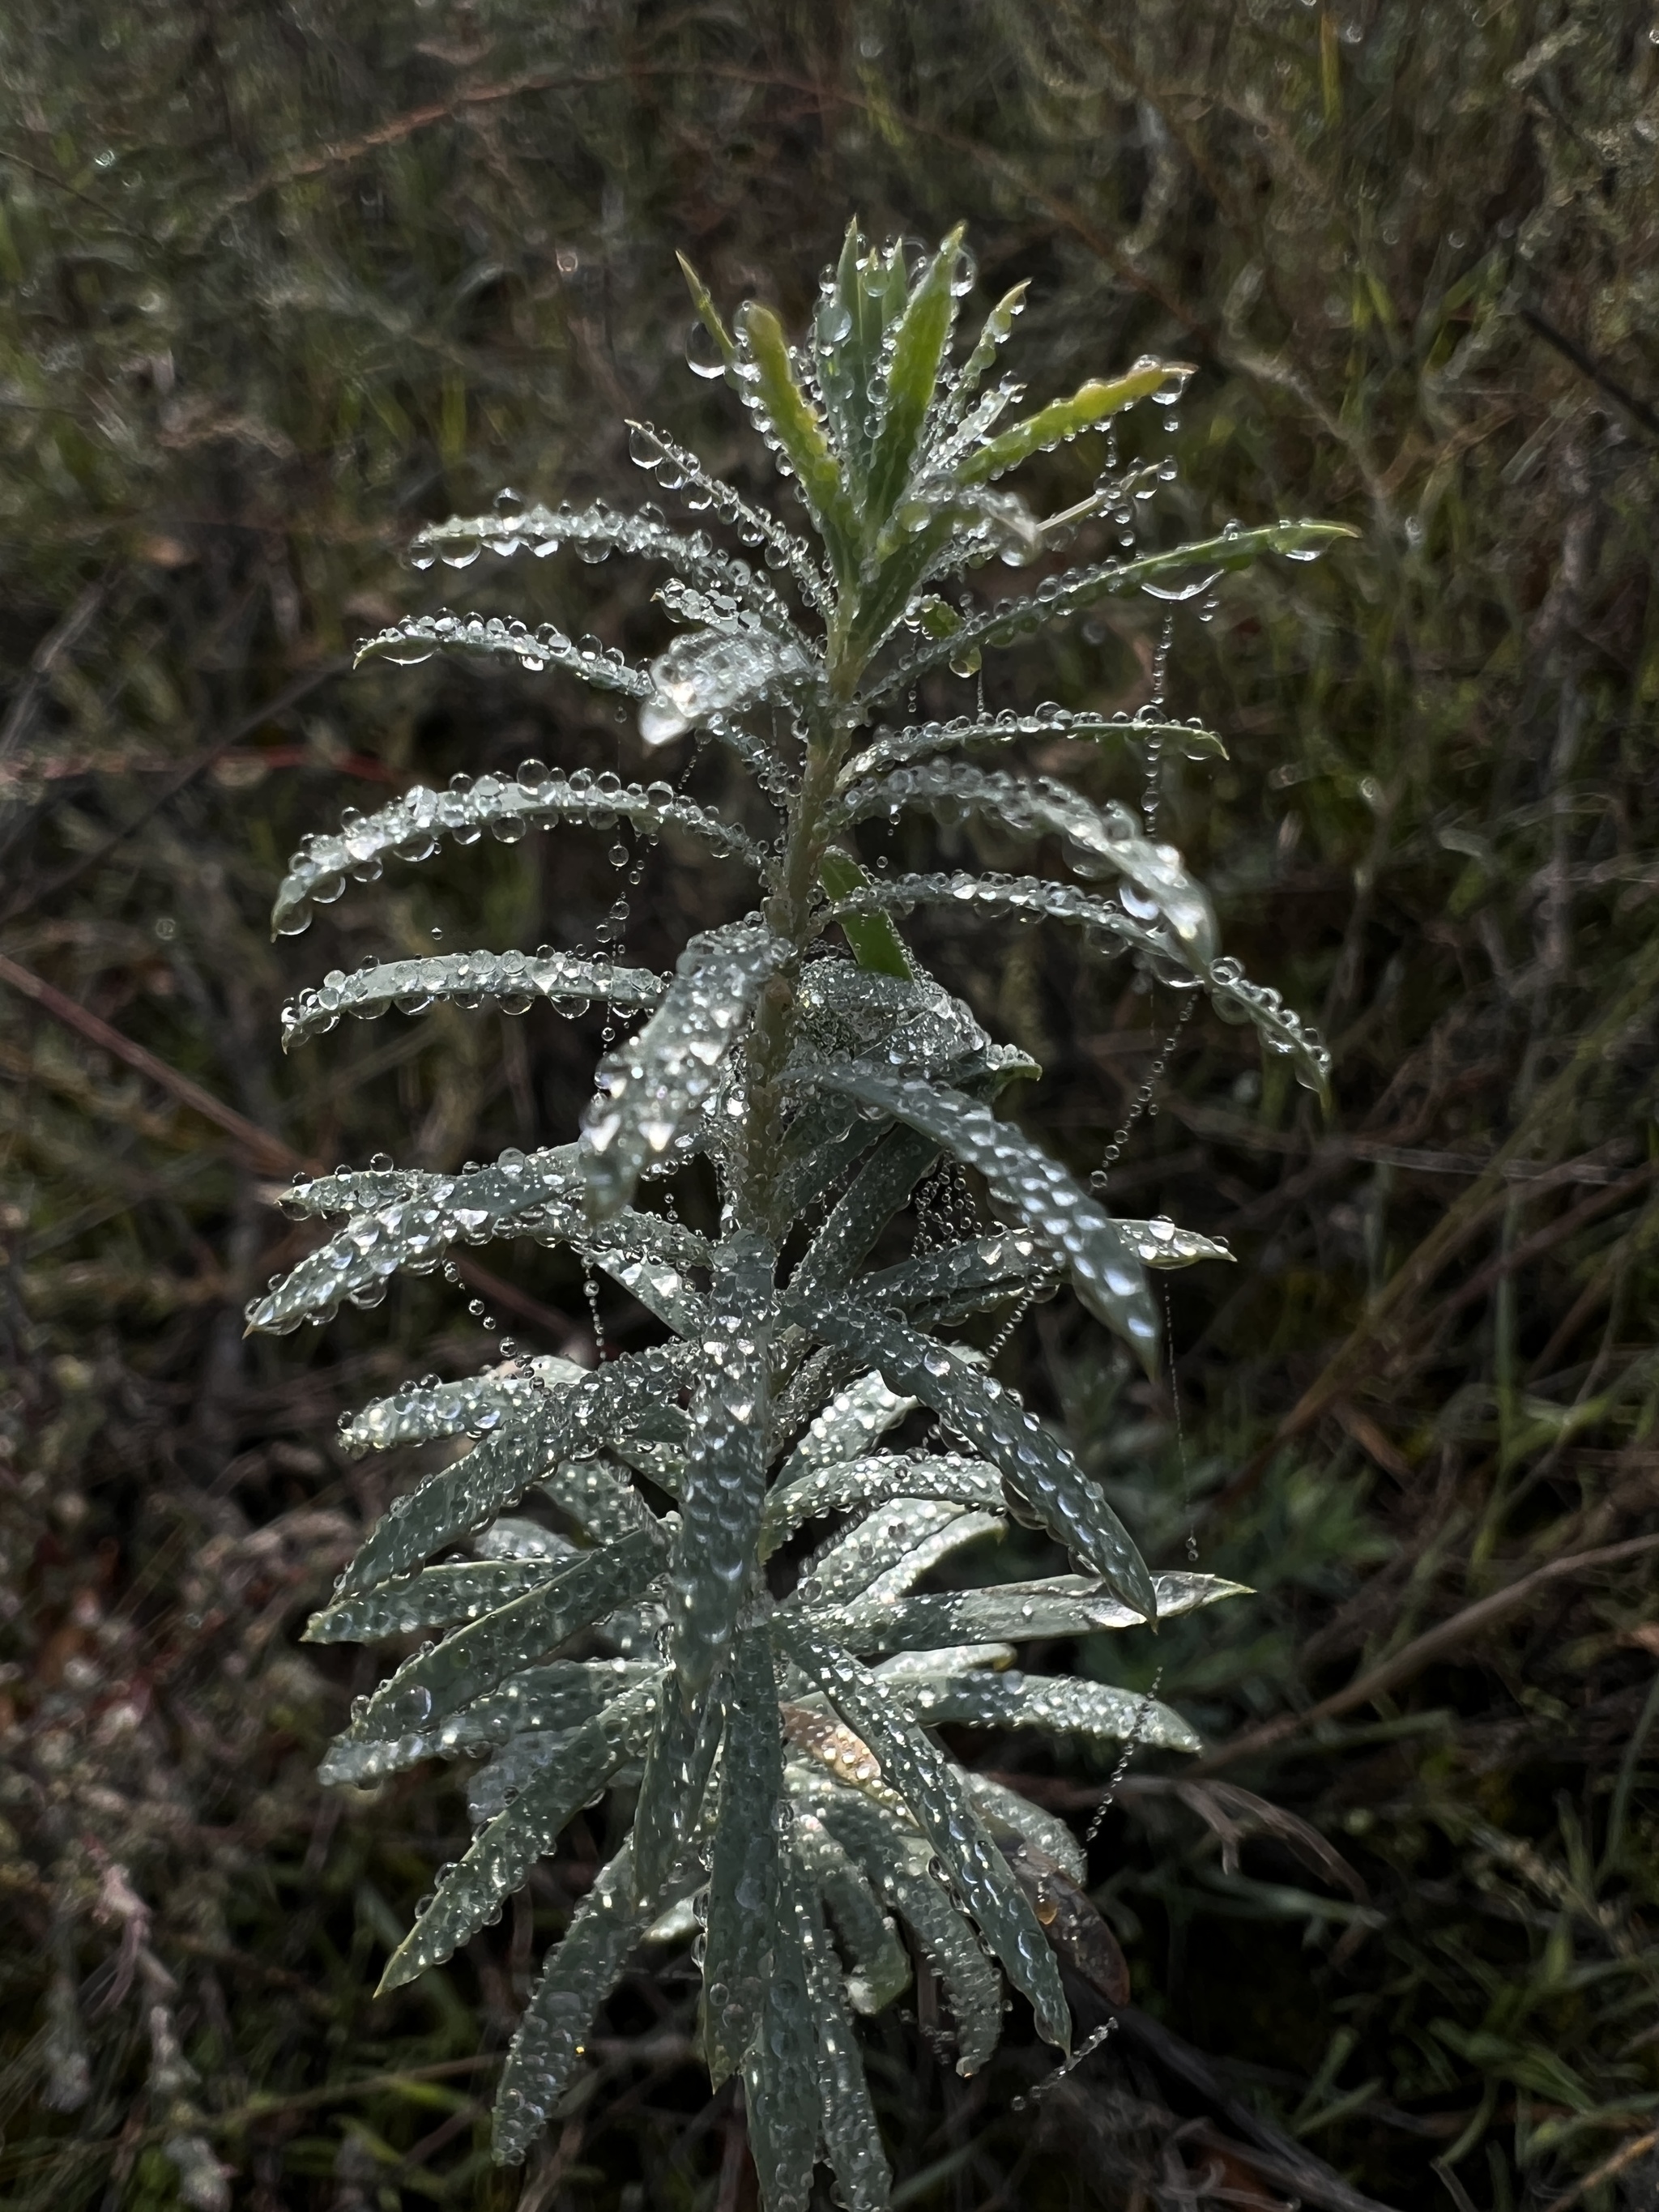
[2,4,1658,2210]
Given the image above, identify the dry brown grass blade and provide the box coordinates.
[1195,1532,1659,1772]
[0,952,572,1344]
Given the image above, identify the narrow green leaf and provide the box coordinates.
[736,300,859,584]
[957,360,1188,484]
[818,848,912,977]
[778,1620,1071,2052]
[378,1677,660,1993]
[493,1843,650,2164]
[676,251,736,370]
[703,1630,783,2087]
[864,224,966,524]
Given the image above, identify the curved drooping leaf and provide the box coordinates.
[809,1061,1162,1357]
[377,1676,662,1992]
[667,1232,777,1697]
[579,921,790,1219]
[625,420,831,613]
[493,1843,650,2164]
[246,1151,582,1333]
[838,705,1226,788]
[702,1630,783,2088]
[271,765,763,937]
[410,493,806,632]
[281,948,665,1050]
[355,608,655,693]
[960,1771,1086,1885]
[825,870,1331,1092]
[776,1620,1071,2052]
[836,763,1217,958]
[761,1451,1005,1558]
[339,1356,586,1456]
[791,1771,1005,2078]
[901,1668,1201,1753]
[790,1295,1156,1621]
[823,1570,1248,1660]
[359,1528,667,1739]
[865,521,1355,704]
[640,620,818,748]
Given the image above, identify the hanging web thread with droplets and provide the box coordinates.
[1090,992,1197,1195]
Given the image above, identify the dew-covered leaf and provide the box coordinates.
[787,1124,940,1309]
[862,1228,1062,1328]
[794,1498,979,1609]
[735,300,859,588]
[668,1232,777,1697]
[281,948,663,1051]
[859,1512,1004,1603]
[794,1878,893,2212]
[787,1305,1158,1615]
[411,492,801,631]
[339,1355,585,1456]
[270,766,761,938]
[333,1346,687,1595]
[776,1369,917,1489]
[960,1772,1085,1885]
[703,1629,783,2088]
[579,921,789,1221]
[824,1571,1248,1659]
[625,419,830,613]
[817,847,912,978]
[867,522,1356,705]
[957,360,1188,484]
[378,1676,661,1994]
[631,1671,727,1900]
[640,622,817,748]
[742,1850,821,2212]
[761,1451,1004,1558]
[838,764,1215,957]
[357,1528,667,1740]
[898,1668,1201,1753]
[777,1620,1071,2051]
[794,1771,1005,2076]
[355,610,655,690]
[246,1150,582,1334]
[864,224,966,527]
[792,1813,910,2016]
[304,1560,561,1645]
[493,1842,650,2165]
[809,1062,1160,1362]
[838,705,1226,788]
[825,871,1331,1092]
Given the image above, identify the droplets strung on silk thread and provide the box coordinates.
[1009,2019,1121,2112]
[1084,1664,1165,1848]
[1090,991,1198,1196]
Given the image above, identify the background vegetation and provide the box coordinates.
[2,3,1657,2208]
